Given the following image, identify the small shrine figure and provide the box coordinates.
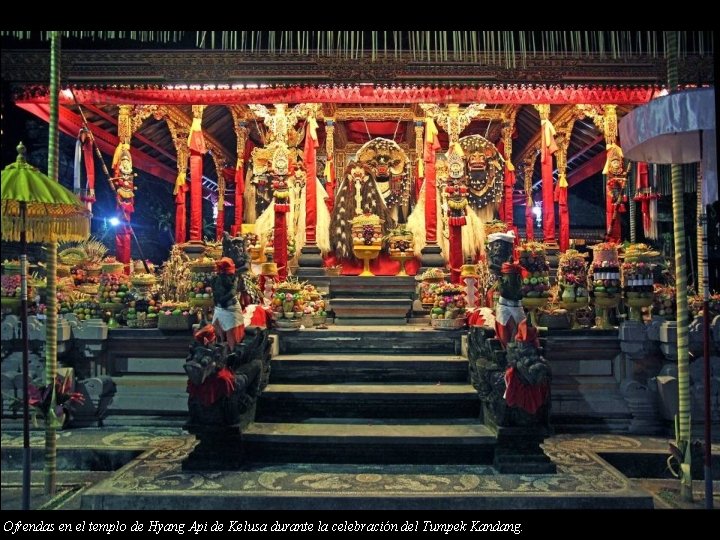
[110,146,136,271]
[494,261,527,348]
[210,257,245,349]
[111,146,136,222]
[604,144,629,243]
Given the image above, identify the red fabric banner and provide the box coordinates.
[274,206,288,281]
[216,204,224,241]
[233,166,244,236]
[504,167,515,228]
[557,186,569,252]
[540,131,556,242]
[304,120,318,244]
[188,125,206,242]
[525,198,534,242]
[449,224,463,284]
[175,186,187,244]
[424,121,441,243]
[115,224,131,273]
[325,160,335,212]
[189,152,203,241]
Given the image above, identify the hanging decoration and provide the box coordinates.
[554,131,571,252]
[324,118,336,212]
[535,104,558,243]
[633,162,660,240]
[73,128,95,211]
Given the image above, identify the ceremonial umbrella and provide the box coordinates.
[620,86,716,508]
[1,142,91,509]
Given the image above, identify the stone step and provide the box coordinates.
[270,353,468,383]
[109,375,187,415]
[256,383,481,421]
[331,298,412,323]
[328,276,416,298]
[278,326,462,355]
[243,421,495,464]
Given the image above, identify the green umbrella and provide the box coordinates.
[1,142,90,509]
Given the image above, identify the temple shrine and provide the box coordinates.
[0,30,717,511]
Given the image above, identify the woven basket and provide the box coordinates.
[158,312,194,331]
[430,317,465,330]
[189,297,214,308]
[101,262,125,274]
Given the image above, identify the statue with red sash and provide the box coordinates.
[110,146,136,272]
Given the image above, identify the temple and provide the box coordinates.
[0,31,717,512]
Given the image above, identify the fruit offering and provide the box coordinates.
[519,242,551,299]
[430,283,466,319]
[557,250,588,302]
[589,242,621,298]
[351,214,382,246]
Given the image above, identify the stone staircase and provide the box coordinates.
[243,326,494,464]
[328,276,415,325]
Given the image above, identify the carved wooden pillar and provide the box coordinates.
[324,118,335,211]
[534,104,556,243]
[555,131,571,252]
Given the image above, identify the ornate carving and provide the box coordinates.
[4,48,712,88]
[117,104,133,144]
[248,103,320,146]
[420,103,486,146]
[335,107,415,121]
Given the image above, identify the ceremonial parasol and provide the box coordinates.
[1,142,91,509]
[620,86,716,508]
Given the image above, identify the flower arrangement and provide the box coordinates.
[557,249,588,302]
[652,285,676,320]
[6,372,85,428]
[158,245,191,303]
[690,293,720,319]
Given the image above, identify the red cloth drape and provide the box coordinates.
[449,224,463,284]
[81,138,95,211]
[115,224,131,273]
[189,152,203,241]
[323,253,420,276]
[557,186,569,252]
[504,367,549,415]
[233,166,244,236]
[274,204,289,280]
[188,124,206,241]
[175,185,187,244]
[540,129,557,242]
[504,167,515,228]
[186,367,236,407]
[216,204,224,241]
[424,120,441,243]
[325,159,335,212]
[525,198,534,242]
[304,120,318,244]
[635,162,653,235]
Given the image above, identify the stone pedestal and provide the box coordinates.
[493,426,556,474]
[182,425,245,471]
[419,244,445,272]
[296,244,325,279]
[620,379,663,434]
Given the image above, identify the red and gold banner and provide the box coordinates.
[304,116,319,244]
[424,117,441,243]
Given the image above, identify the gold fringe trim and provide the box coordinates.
[1,215,90,243]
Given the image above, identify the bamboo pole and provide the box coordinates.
[44,30,60,497]
[666,30,693,503]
